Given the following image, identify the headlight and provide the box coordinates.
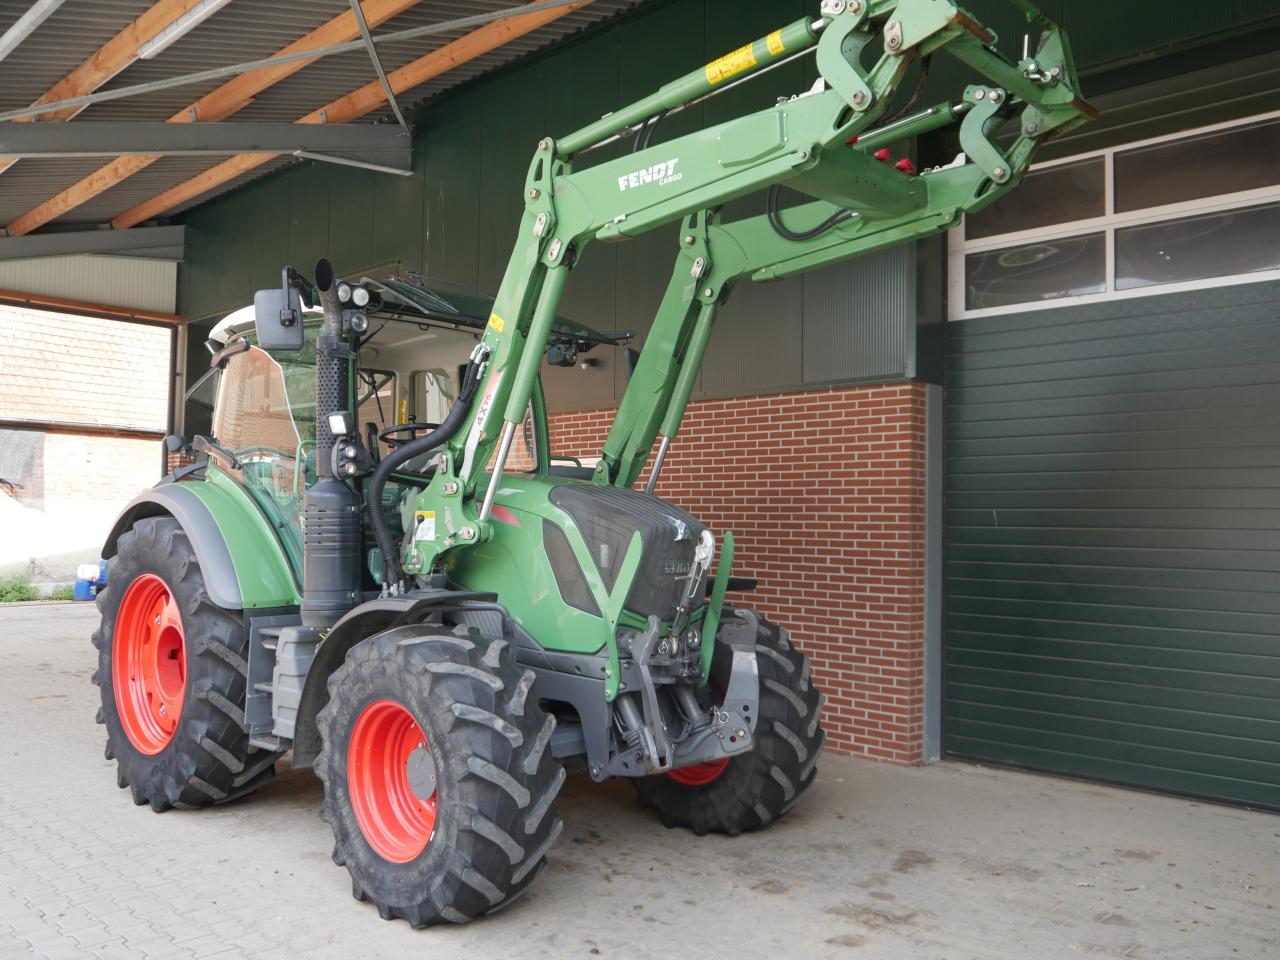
[337,282,352,304]
[349,311,369,333]
[352,285,371,307]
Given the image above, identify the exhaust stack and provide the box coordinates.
[301,257,359,627]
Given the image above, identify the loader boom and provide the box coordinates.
[392,0,1095,580]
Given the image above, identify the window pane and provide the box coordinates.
[1115,118,1280,213]
[965,158,1104,240]
[1115,201,1280,291]
[965,233,1106,310]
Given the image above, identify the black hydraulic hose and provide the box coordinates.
[632,109,668,153]
[766,183,854,241]
[366,358,483,589]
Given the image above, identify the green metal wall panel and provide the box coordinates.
[177,0,1279,408]
[943,281,1280,808]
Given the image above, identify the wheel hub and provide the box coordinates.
[347,699,438,863]
[405,745,437,802]
[666,757,730,786]
[112,573,186,755]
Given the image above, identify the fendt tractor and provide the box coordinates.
[93,0,1093,927]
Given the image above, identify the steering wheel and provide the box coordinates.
[378,421,442,448]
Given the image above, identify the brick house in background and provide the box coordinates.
[0,306,170,590]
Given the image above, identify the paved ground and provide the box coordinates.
[1,603,1276,959]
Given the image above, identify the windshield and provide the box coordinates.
[210,335,316,569]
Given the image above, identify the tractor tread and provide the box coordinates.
[450,703,523,747]
[633,611,824,836]
[523,714,555,775]
[94,515,280,813]
[315,624,564,927]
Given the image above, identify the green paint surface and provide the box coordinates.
[185,469,302,609]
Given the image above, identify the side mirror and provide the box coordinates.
[253,286,304,350]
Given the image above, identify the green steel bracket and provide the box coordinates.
[402,448,484,574]
[814,2,873,112]
[959,85,1012,184]
[883,0,997,60]
[700,530,734,684]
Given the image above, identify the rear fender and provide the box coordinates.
[102,479,299,611]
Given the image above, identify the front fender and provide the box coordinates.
[103,477,300,611]
[291,589,498,768]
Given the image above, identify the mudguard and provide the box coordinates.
[291,588,498,767]
[102,478,300,611]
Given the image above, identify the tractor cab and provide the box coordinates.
[187,274,626,587]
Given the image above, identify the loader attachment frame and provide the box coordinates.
[383,0,1095,582]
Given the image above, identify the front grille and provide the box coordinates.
[548,484,706,621]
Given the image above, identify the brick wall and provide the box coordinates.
[0,305,170,429]
[549,382,929,763]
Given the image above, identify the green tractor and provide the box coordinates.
[93,0,1093,927]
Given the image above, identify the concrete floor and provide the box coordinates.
[1,604,1276,960]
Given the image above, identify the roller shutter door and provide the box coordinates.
[943,281,1280,808]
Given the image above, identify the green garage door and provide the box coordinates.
[944,281,1280,808]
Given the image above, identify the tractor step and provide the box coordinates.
[270,624,322,740]
[245,613,300,739]
[249,734,286,752]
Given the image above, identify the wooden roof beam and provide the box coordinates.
[111,0,595,230]
[4,0,421,237]
[0,0,210,179]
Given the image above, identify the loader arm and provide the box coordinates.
[397,0,1095,578]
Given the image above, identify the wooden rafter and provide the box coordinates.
[4,0,421,237]
[111,0,596,231]
[0,286,179,324]
[0,0,208,179]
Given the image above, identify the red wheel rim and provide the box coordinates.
[667,757,730,786]
[348,699,438,863]
[112,573,186,755]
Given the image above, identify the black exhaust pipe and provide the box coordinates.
[300,258,359,628]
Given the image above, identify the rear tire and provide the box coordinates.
[93,515,278,811]
[634,612,824,835]
[316,624,565,927]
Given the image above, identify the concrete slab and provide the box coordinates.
[0,604,1275,959]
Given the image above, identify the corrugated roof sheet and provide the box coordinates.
[0,0,643,232]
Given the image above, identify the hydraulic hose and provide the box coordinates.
[366,358,483,589]
[766,183,854,241]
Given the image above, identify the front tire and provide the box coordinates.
[93,515,278,811]
[316,624,565,927]
[635,612,825,835]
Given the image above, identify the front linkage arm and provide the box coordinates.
[398,0,1095,578]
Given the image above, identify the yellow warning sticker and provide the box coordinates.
[488,313,505,333]
[704,42,757,85]
[766,29,785,56]
[415,511,437,542]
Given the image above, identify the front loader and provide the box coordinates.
[93,0,1094,928]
